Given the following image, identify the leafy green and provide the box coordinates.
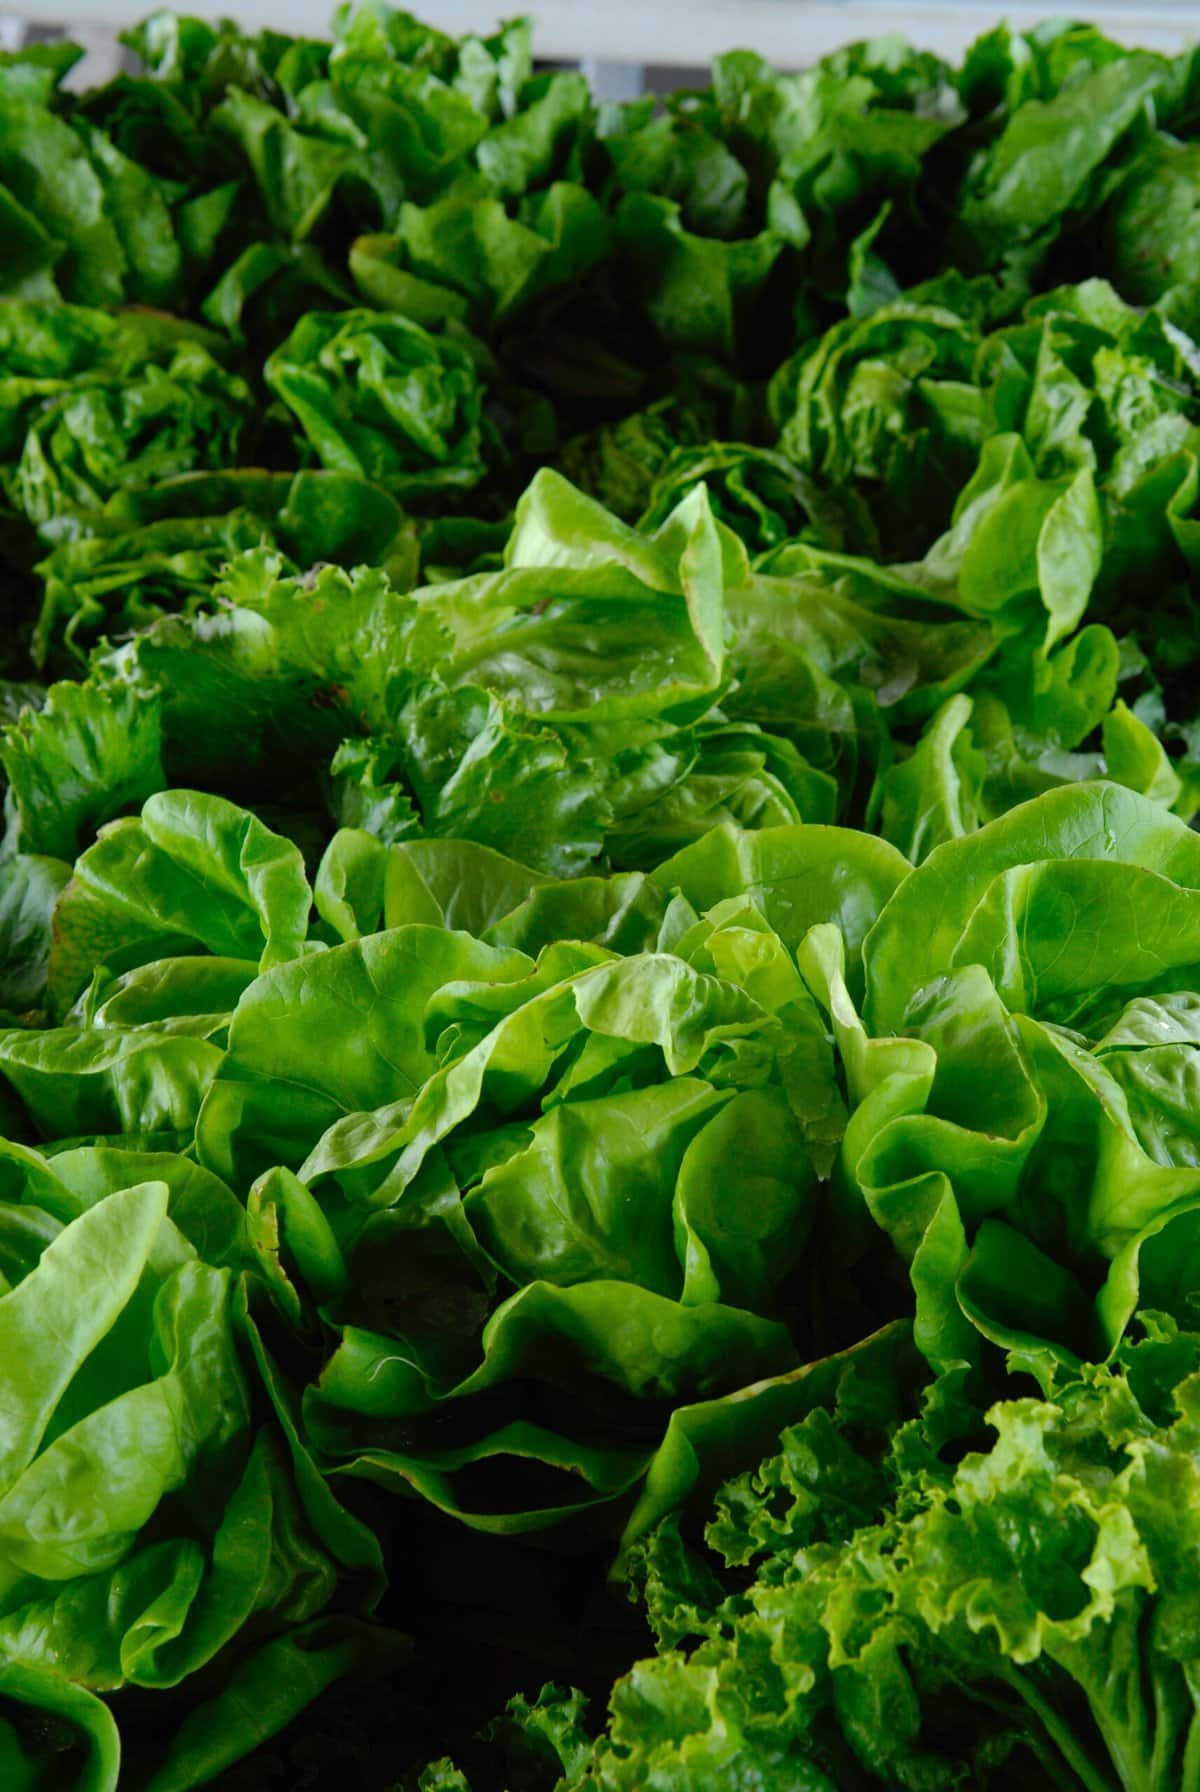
[5,6,1200,1785]
[449,1315,1200,1792]
[0,304,253,545]
[196,847,903,1535]
[33,468,417,671]
[264,308,488,498]
[0,1148,390,1789]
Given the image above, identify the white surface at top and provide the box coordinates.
[5,0,1199,61]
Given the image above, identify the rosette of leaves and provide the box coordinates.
[640,439,872,554]
[192,815,909,1540]
[97,473,843,872]
[0,41,187,310]
[423,1313,1200,1792]
[31,467,417,671]
[808,781,1200,1380]
[0,1137,392,1792]
[0,303,254,547]
[770,295,987,559]
[350,182,610,335]
[264,308,488,501]
[556,400,712,523]
[951,36,1186,291]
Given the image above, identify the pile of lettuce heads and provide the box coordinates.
[4,7,1200,1788]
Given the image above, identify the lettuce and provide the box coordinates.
[442,1315,1200,1792]
[0,1143,391,1790]
[0,304,254,547]
[5,5,1200,1784]
[264,309,488,498]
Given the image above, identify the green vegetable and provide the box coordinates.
[264,309,488,498]
[438,1314,1200,1792]
[0,1146,392,1789]
[4,6,1200,1785]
